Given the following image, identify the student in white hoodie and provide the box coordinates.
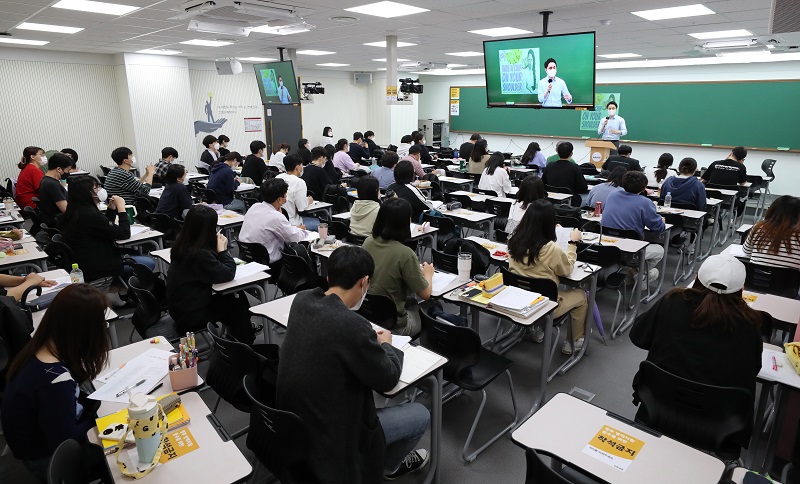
[396,135,413,158]
[478,153,512,197]
[349,176,381,237]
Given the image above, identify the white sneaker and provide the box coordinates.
[561,337,584,355]
[385,449,429,480]
[647,268,659,283]
[530,327,545,343]
[106,292,125,307]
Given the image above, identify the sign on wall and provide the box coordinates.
[244,117,263,132]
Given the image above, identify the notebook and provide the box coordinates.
[487,286,547,317]
[95,393,190,453]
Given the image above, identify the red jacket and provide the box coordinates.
[15,163,44,210]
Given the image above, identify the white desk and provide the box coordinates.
[512,393,725,484]
[0,242,48,272]
[216,210,245,242]
[439,208,495,240]
[88,392,251,483]
[448,191,515,205]
[437,176,473,193]
[116,225,164,251]
[301,200,333,219]
[731,467,781,484]
[546,192,573,203]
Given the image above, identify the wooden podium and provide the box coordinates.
[585,140,618,169]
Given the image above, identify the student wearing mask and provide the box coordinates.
[350,176,381,238]
[387,160,434,222]
[104,146,154,205]
[541,142,587,206]
[411,131,433,165]
[349,132,372,166]
[277,76,292,104]
[217,135,231,157]
[301,146,334,199]
[241,140,268,186]
[659,157,706,211]
[333,138,359,174]
[373,151,398,190]
[537,58,572,108]
[507,175,546,234]
[396,134,413,158]
[155,164,193,219]
[276,155,316,230]
[363,198,434,336]
[2,284,111,481]
[585,166,625,210]
[468,139,490,174]
[601,145,642,172]
[199,135,219,171]
[167,205,257,343]
[459,133,481,162]
[478,153,513,197]
[402,145,426,179]
[208,152,245,213]
[597,101,627,154]
[520,141,546,174]
[364,130,381,157]
[277,246,430,483]
[154,147,179,182]
[269,143,290,173]
[15,146,45,209]
[297,138,312,165]
[60,148,79,167]
[742,195,800,270]
[37,152,74,225]
[646,153,676,185]
[320,126,334,147]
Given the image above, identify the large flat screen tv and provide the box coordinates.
[483,31,596,109]
[253,60,300,105]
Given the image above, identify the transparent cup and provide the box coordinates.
[318,223,328,240]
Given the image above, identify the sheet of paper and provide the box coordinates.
[399,346,442,384]
[0,215,13,223]
[432,272,457,294]
[89,348,173,403]
[556,226,573,252]
[129,225,150,236]
[728,244,746,258]
[37,276,72,295]
[234,262,269,281]
[489,286,541,312]
[238,183,256,191]
[369,323,411,350]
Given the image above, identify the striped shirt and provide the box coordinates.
[105,166,151,205]
[742,229,800,270]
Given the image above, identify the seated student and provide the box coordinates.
[242,140,268,186]
[362,198,433,336]
[199,135,220,171]
[402,144,426,179]
[349,132,372,166]
[155,164,193,219]
[37,152,74,225]
[319,126,334,147]
[387,160,434,222]
[239,178,310,276]
[701,146,748,221]
[1,284,110,481]
[15,146,45,210]
[585,166,625,210]
[468,139,490,174]
[520,141,546,174]
[396,134,413,158]
[645,153,675,185]
[743,195,800,270]
[217,134,231,157]
[459,133,481,163]
[411,131,433,165]
[167,205,256,343]
[507,175,546,234]
[630,254,765,403]
[154,147,178,182]
[208,152,245,213]
[60,148,79,167]
[364,130,381,156]
[508,199,586,353]
[296,138,312,165]
[659,157,706,210]
[546,141,576,165]
[373,151,398,189]
[302,146,334,199]
[601,145,642,173]
[59,176,154,305]
[350,176,381,237]
[478,153,513,197]
[277,246,430,483]
[333,138,359,174]
[323,144,341,183]
[269,143,290,173]
[541,141,588,206]
[602,171,666,283]
[276,155,316,230]
[105,146,154,205]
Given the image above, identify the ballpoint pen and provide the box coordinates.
[116,379,146,397]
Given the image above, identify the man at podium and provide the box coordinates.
[597,101,627,155]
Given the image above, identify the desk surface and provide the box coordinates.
[440,208,495,223]
[216,210,245,227]
[512,393,725,484]
[89,392,252,483]
[437,176,472,185]
[116,225,164,245]
[149,249,269,292]
[0,242,48,267]
[443,284,558,326]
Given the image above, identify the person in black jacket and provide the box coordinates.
[323,144,341,183]
[302,146,334,199]
[364,130,383,157]
[387,160,433,222]
[296,138,312,165]
[217,134,230,157]
[349,132,372,166]
[155,164,193,219]
[541,141,588,206]
[411,131,433,165]
[459,133,481,161]
[241,140,268,186]
[199,134,219,172]
[601,144,642,173]
[166,205,257,343]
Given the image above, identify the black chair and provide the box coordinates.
[128,277,180,342]
[243,374,316,484]
[237,241,271,266]
[334,195,351,214]
[128,263,168,309]
[485,198,511,231]
[524,448,602,484]
[277,252,319,295]
[134,196,156,226]
[546,185,579,207]
[48,439,113,484]
[432,249,459,275]
[243,196,260,211]
[576,241,625,335]
[100,166,111,176]
[149,213,181,245]
[344,232,367,245]
[39,223,61,240]
[196,165,210,175]
[329,220,350,240]
[742,260,800,299]
[632,360,753,460]
[356,293,397,330]
[421,212,456,251]
[495,228,510,243]
[418,310,517,462]
[475,188,498,197]
[23,206,42,236]
[197,188,217,204]
[443,238,492,277]
[445,193,472,210]
[44,238,76,271]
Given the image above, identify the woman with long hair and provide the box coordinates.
[468,139,490,174]
[167,205,257,343]
[585,166,626,210]
[508,199,585,354]
[519,142,546,173]
[646,153,675,185]
[477,153,512,197]
[2,284,110,480]
[743,195,800,270]
[155,163,193,219]
[333,138,358,174]
[506,175,546,234]
[16,146,45,209]
[350,176,381,237]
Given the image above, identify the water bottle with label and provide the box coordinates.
[664,192,672,210]
[70,263,84,283]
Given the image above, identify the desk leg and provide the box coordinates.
[700,204,721,260]
[520,313,554,423]
[761,384,787,474]
[553,272,597,377]
[745,381,773,470]
[614,248,645,338]
[643,228,670,303]
[420,370,443,484]
[108,320,119,348]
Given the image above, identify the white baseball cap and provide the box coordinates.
[697,254,747,295]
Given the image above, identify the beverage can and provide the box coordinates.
[594,201,602,217]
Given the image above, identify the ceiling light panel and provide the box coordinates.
[52,0,139,16]
[297,50,336,55]
[688,29,753,40]
[631,4,715,21]
[316,63,350,66]
[16,22,84,34]
[0,38,49,46]
[446,51,484,57]
[468,27,532,37]
[137,49,182,55]
[345,1,429,18]
[372,58,410,62]
[180,39,233,47]
[363,41,416,47]
[597,53,642,59]
[238,57,277,62]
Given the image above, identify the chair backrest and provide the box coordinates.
[23,206,42,234]
[100,166,111,176]
[344,232,367,245]
[418,309,480,381]
[601,225,642,241]
[199,188,217,203]
[633,360,753,457]
[356,293,398,330]
[48,439,114,484]
[501,268,558,301]
[575,242,623,270]
[335,195,351,214]
[128,278,163,339]
[442,238,492,276]
[495,228,510,243]
[237,241,271,265]
[421,212,456,239]
[432,249,459,275]
[524,448,573,484]
[485,198,511,218]
[149,213,181,241]
[742,260,800,299]
[243,197,260,210]
[545,184,573,195]
[44,240,75,271]
[475,188,498,197]
[277,252,318,295]
[449,193,472,210]
[196,166,210,175]
[206,322,260,413]
[330,220,350,240]
[580,164,599,175]
[0,335,8,378]
[661,213,684,231]
[761,158,776,180]
[39,223,62,239]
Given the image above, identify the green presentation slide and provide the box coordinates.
[483,32,595,108]
[253,61,300,105]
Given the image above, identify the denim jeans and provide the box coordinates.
[225,198,246,213]
[122,253,156,276]
[377,402,430,474]
[302,216,319,231]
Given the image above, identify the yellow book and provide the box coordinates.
[95,393,191,454]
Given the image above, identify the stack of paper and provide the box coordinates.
[432,272,457,294]
[488,286,547,317]
[89,348,173,403]
[556,226,573,251]
[399,346,442,384]
[728,244,746,258]
[234,262,269,280]
[128,225,150,236]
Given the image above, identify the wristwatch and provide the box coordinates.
[567,240,579,245]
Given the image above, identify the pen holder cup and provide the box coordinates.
[168,365,198,392]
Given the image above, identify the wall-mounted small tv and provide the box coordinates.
[253,60,300,105]
[483,31,596,109]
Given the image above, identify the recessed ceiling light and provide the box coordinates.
[316,63,350,67]
[52,0,139,15]
[250,24,310,35]
[137,48,182,55]
[238,57,278,62]
[363,40,416,47]
[447,63,468,68]
[297,50,336,55]
[468,27,532,37]
[372,58,410,62]
[688,29,753,40]
[16,22,84,34]
[329,16,358,23]
[597,53,641,59]
[446,51,483,57]
[345,1,429,18]
[180,39,233,47]
[0,38,49,46]
[632,4,715,21]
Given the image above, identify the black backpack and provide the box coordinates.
[442,238,492,277]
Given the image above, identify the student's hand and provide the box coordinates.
[570,228,582,242]
[297,224,306,230]
[40,279,58,287]
[307,196,313,204]
[234,177,240,182]
[145,164,155,175]
[376,329,392,346]
[216,233,228,252]
[421,262,435,278]
[110,196,126,212]
[662,217,666,224]
[24,273,45,285]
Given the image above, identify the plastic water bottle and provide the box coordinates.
[664,192,672,210]
[70,263,84,283]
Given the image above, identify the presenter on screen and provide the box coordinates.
[522,50,536,94]
[277,76,292,104]
[537,58,572,107]
[597,101,627,154]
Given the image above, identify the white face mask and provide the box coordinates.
[96,187,108,203]
[213,142,220,150]
[547,68,557,78]
[279,80,284,87]
[129,156,137,167]
[607,109,616,116]
[350,280,369,311]
[40,155,48,164]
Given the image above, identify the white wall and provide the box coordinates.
[418,62,800,196]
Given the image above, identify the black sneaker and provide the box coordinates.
[384,449,429,481]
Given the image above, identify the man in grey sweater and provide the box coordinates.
[277,246,430,483]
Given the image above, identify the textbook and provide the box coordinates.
[95,393,191,454]
[487,286,547,318]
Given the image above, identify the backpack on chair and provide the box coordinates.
[442,238,492,276]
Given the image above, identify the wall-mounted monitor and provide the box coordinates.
[483,31,596,109]
[253,60,300,105]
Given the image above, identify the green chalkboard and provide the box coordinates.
[448,82,800,151]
